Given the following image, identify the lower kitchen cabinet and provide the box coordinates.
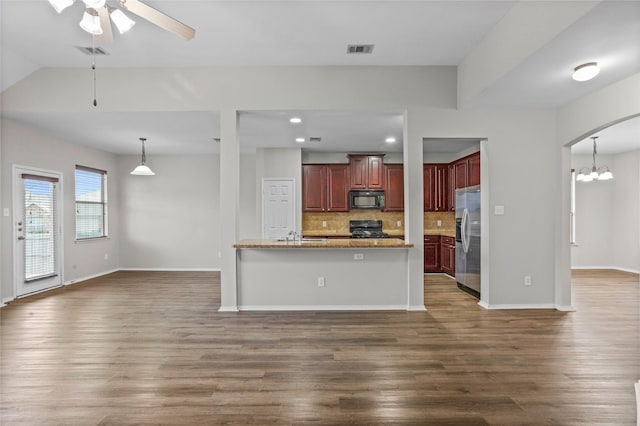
[424,235,441,273]
[440,236,455,276]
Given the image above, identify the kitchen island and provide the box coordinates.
[233,238,414,311]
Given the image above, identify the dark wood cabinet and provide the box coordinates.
[440,236,455,276]
[468,151,480,187]
[453,159,468,190]
[302,164,350,212]
[383,164,404,211]
[349,155,384,189]
[447,163,455,211]
[424,235,441,273]
[423,164,448,212]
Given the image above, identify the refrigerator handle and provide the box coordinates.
[461,208,470,254]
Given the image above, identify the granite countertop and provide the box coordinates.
[234,238,413,249]
[303,229,455,238]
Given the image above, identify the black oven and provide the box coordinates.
[349,190,385,210]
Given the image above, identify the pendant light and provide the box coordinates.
[131,138,155,176]
[576,136,613,182]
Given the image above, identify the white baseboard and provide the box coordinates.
[118,268,221,272]
[218,306,239,313]
[571,266,640,274]
[477,300,489,310]
[65,268,119,286]
[480,303,559,310]
[407,305,427,311]
[555,305,576,312]
[238,304,408,311]
[0,297,13,308]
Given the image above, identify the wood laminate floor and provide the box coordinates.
[1,269,638,425]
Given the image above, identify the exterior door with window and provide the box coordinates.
[13,166,63,297]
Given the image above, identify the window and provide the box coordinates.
[75,166,107,240]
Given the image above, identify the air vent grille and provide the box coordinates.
[309,137,322,143]
[76,46,109,55]
[347,44,374,54]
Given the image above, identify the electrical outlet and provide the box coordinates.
[524,275,532,286]
[322,221,327,228]
[3,208,9,217]
[396,220,402,227]
[317,277,326,287]
[354,253,364,260]
[437,220,442,227]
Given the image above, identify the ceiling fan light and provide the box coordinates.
[82,0,106,8]
[79,9,103,35]
[572,62,599,82]
[130,164,155,176]
[48,0,75,13]
[110,8,136,34]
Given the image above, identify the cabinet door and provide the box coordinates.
[440,241,451,274]
[468,152,480,187]
[447,163,455,211]
[383,164,404,211]
[349,156,367,189]
[367,156,384,189]
[454,160,468,189]
[423,165,436,212]
[424,242,441,273]
[435,165,448,211]
[326,164,350,212]
[302,165,326,212]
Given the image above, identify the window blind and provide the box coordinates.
[22,176,58,281]
[75,166,107,239]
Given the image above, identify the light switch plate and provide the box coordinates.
[3,208,9,217]
[494,205,505,215]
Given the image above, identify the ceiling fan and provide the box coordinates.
[47,0,196,44]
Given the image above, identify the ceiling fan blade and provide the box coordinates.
[118,0,195,41]
[95,6,113,45]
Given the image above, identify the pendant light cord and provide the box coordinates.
[140,138,147,165]
[92,36,97,107]
[591,136,598,170]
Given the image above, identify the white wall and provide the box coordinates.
[571,150,640,273]
[611,150,640,272]
[571,154,615,267]
[239,154,258,240]
[1,118,121,300]
[118,154,220,270]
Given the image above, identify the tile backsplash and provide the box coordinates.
[302,211,456,233]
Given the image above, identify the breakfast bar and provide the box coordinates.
[234,238,413,311]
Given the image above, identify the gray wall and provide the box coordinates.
[1,118,121,300]
[118,154,220,270]
[571,150,640,272]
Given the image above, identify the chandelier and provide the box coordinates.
[576,136,613,182]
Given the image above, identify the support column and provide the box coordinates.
[219,109,239,312]
[404,110,426,311]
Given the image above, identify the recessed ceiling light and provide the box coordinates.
[295,137,305,143]
[385,137,396,143]
[572,62,599,82]
[290,117,302,124]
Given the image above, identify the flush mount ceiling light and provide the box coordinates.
[289,117,302,124]
[47,0,195,43]
[572,62,600,82]
[385,137,396,144]
[295,138,305,143]
[130,137,155,176]
[576,136,613,182]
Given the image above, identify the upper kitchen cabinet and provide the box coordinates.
[349,154,384,189]
[423,164,448,212]
[468,152,480,187]
[452,151,480,189]
[383,164,404,211]
[302,164,350,212]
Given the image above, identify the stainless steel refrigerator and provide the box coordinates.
[455,185,481,297]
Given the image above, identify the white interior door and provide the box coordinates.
[13,166,63,297]
[262,179,295,240]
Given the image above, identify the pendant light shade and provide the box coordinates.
[576,136,613,182]
[79,8,103,35]
[131,138,155,176]
[48,0,75,13]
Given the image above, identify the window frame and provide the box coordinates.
[75,165,108,241]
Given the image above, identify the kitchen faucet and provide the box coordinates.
[287,230,301,243]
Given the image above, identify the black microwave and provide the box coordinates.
[349,190,385,210]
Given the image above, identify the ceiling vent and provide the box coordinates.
[347,44,374,54]
[76,46,109,55]
[309,137,322,143]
